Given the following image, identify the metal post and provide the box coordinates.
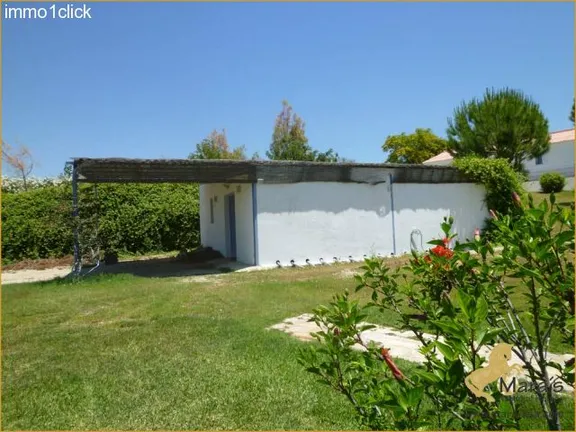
[389,173,397,256]
[71,161,81,275]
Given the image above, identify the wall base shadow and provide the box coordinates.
[79,257,252,279]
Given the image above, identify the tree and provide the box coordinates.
[446,88,550,173]
[570,99,574,125]
[267,100,340,162]
[2,140,34,190]
[382,128,448,164]
[188,129,246,160]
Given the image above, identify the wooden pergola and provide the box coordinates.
[68,157,471,275]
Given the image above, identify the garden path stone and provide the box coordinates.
[269,313,574,393]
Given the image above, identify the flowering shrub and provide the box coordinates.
[1,176,67,193]
[299,193,574,430]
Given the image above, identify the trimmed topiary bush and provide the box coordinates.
[539,172,565,193]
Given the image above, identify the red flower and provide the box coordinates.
[431,245,453,259]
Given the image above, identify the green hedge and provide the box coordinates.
[453,156,525,215]
[1,182,200,264]
[453,157,526,243]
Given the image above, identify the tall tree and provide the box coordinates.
[188,129,246,160]
[382,128,448,164]
[446,87,550,173]
[570,99,574,125]
[2,140,34,190]
[267,100,340,162]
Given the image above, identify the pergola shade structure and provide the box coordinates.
[68,157,477,276]
[73,158,471,185]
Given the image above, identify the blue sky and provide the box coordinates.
[3,2,574,177]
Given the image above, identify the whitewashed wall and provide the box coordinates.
[255,182,394,267]
[392,183,488,254]
[255,182,488,267]
[199,183,255,264]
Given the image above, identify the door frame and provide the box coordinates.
[224,193,237,260]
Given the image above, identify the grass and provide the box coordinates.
[2,260,574,430]
[530,190,574,207]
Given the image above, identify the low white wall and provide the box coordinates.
[255,182,394,267]
[392,183,489,254]
[199,183,255,265]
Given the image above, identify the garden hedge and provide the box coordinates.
[1,181,200,264]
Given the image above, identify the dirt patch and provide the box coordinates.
[1,267,71,285]
[177,274,227,284]
[1,252,178,272]
[2,256,74,271]
[338,269,361,279]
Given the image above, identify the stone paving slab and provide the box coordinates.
[269,313,574,393]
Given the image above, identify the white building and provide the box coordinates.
[72,158,489,268]
[197,161,488,267]
[422,129,575,191]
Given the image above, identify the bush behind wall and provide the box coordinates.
[1,182,200,264]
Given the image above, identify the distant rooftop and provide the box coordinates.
[550,128,575,144]
[423,128,575,165]
[72,157,472,185]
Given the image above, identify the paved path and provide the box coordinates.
[269,313,574,393]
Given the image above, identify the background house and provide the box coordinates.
[422,129,575,191]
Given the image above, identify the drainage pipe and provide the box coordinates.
[389,173,397,256]
[252,182,260,266]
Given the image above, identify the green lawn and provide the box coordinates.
[2,263,574,430]
[530,190,574,207]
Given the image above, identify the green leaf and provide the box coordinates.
[474,296,489,324]
[435,341,456,361]
[456,290,473,320]
[479,328,503,346]
[429,320,466,339]
[405,387,424,407]
[413,370,441,384]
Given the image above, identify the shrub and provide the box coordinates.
[1,176,67,193]
[540,172,565,194]
[1,185,73,262]
[1,181,201,264]
[453,157,525,216]
[299,193,574,430]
